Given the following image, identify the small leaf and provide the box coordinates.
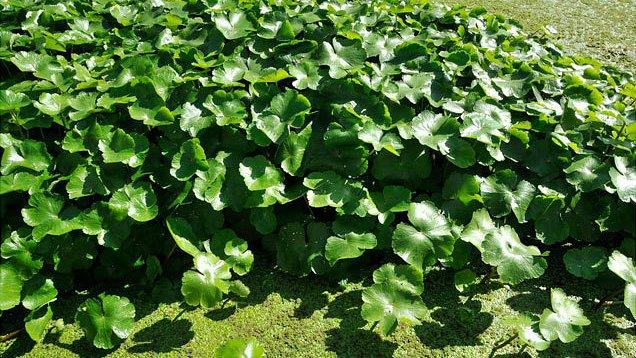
[215,337,265,358]
[109,182,158,222]
[75,294,136,349]
[171,138,209,181]
[539,288,590,343]
[563,247,607,280]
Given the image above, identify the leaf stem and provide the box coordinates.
[0,328,24,342]
[369,321,378,332]
[595,288,623,310]
[488,333,518,358]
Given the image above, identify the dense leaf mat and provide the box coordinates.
[0,0,635,352]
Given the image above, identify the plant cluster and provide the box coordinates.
[0,0,634,351]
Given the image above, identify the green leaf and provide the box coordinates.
[526,195,569,244]
[215,337,265,358]
[21,193,78,239]
[609,157,636,203]
[278,124,312,176]
[319,38,366,79]
[66,164,109,199]
[166,216,202,257]
[392,201,455,270]
[607,251,636,318]
[33,92,68,116]
[454,269,477,293]
[0,263,22,311]
[289,62,321,90]
[214,12,255,40]
[563,247,607,280]
[325,232,376,265]
[180,102,212,137]
[209,229,254,276]
[203,90,247,126]
[171,138,209,181]
[0,135,51,175]
[409,111,455,150]
[564,156,610,193]
[109,182,158,222]
[193,157,226,210]
[460,208,496,251]
[438,136,476,169]
[99,129,148,167]
[361,264,428,336]
[275,222,329,275]
[303,171,361,209]
[181,253,231,308]
[249,207,277,235]
[482,226,547,284]
[239,155,284,192]
[75,294,136,349]
[0,89,30,112]
[539,288,590,343]
[442,173,481,205]
[21,275,57,310]
[267,89,311,128]
[1,230,42,276]
[481,170,536,223]
[109,4,137,26]
[460,103,511,145]
[25,305,53,342]
[509,315,551,351]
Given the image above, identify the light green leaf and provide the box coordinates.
[180,102,212,137]
[278,124,312,176]
[215,337,265,358]
[166,216,201,257]
[109,182,158,222]
[203,90,247,126]
[214,12,255,40]
[21,275,57,310]
[181,253,231,308]
[0,89,30,112]
[25,305,53,342]
[607,251,636,318]
[319,38,366,79]
[564,156,610,193]
[539,288,590,343]
[325,232,376,265]
[0,263,22,311]
[0,135,51,175]
[609,157,636,203]
[361,263,428,336]
[289,62,321,90]
[239,155,284,192]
